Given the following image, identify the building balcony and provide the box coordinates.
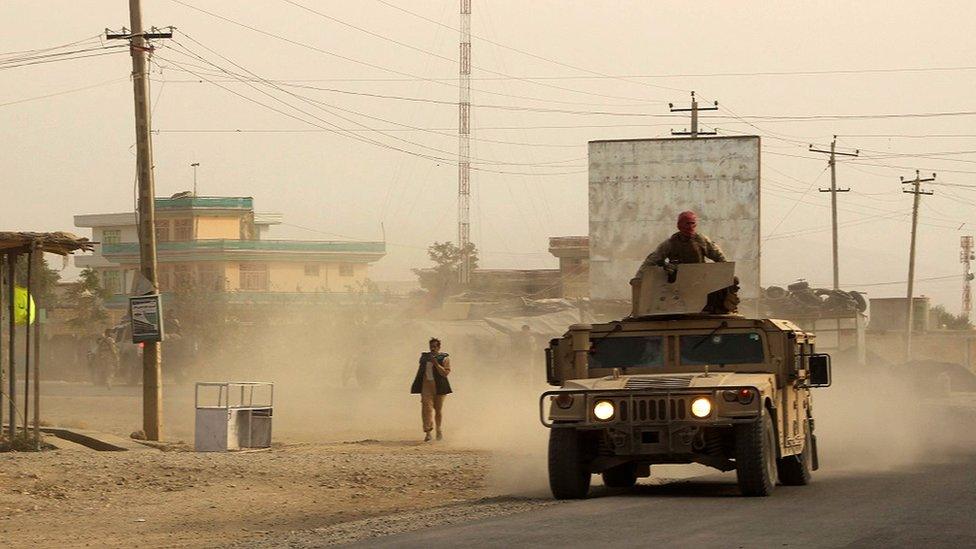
[101,239,386,263]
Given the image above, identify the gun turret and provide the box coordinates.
[630,262,736,317]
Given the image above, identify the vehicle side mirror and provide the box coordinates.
[808,354,831,387]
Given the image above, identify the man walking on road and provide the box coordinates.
[410,337,452,442]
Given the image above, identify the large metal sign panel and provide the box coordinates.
[588,136,761,302]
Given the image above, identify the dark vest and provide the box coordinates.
[666,232,707,264]
[410,352,452,395]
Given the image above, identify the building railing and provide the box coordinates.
[101,239,386,255]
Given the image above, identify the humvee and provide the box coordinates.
[540,263,831,498]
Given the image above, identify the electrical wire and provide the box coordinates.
[155,41,585,174]
[373,0,687,94]
[0,47,128,71]
[0,77,128,108]
[167,0,667,106]
[281,0,677,102]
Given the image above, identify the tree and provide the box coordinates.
[14,254,61,308]
[412,241,479,302]
[929,304,973,330]
[62,267,111,335]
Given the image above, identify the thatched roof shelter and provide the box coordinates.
[0,232,93,255]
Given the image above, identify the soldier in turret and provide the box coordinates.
[635,210,726,277]
[634,211,738,314]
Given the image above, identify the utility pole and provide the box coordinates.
[809,137,859,290]
[961,236,974,321]
[458,0,472,285]
[670,91,718,138]
[191,162,200,196]
[901,170,936,361]
[107,3,172,441]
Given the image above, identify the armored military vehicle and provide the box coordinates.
[540,263,831,498]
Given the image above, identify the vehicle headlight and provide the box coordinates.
[593,400,615,421]
[691,397,712,418]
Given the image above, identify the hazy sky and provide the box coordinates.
[4,1,976,313]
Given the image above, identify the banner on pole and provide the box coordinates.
[129,294,164,343]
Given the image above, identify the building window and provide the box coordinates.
[102,270,122,295]
[339,263,354,277]
[173,218,193,242]
[240,263,269,291]
[173,264,192,289]
[155,219,170,242]
[102,229,121,244]
[304,264,320,277]
[197,264,223,291]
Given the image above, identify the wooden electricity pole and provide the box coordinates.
[901,170,936,361]
[810,137,859,290]
[670,91,718,138]
[107,2,171,441]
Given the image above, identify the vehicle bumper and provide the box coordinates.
[540,388,761,458]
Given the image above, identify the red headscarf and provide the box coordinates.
[677,210,698,236]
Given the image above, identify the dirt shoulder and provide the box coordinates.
[0,441,490,548]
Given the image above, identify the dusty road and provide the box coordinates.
[349,448,976,548]
[0,441,490,548]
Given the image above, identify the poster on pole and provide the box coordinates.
[129,294,164,343]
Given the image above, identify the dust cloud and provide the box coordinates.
[158,303,554,494]
[814,352,976,472]
[75,303,976,492]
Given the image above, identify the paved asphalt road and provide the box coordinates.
[359,450,976,548]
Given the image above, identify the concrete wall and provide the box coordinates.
[588,136,761,301]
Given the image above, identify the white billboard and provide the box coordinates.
[588,135,761,303]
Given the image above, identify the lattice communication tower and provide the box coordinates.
[458,0,472,285]
[962,235,974,319]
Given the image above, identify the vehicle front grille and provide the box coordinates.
[616,396,690,422]
[624,376,694,390]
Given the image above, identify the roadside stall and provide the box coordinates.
[0,231,93,449]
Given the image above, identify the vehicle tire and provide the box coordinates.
[602,463,638,488]
[548,428,591,499]
[734,412,777,497]
[777,429,813,486]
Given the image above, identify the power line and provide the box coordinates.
[281,0,677,104]
[0,46,128,71]
[765,166,829,237]
[839,133,976,139]
[0,77,128,108]
[372,0,689,94]
[154,44,585,174]
[0,34,102,58]
[162,37,586,167]
[152,122,677,133]
[167,0,667,105]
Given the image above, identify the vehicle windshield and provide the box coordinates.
[590,336,664,369]
[680,332,764,365]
